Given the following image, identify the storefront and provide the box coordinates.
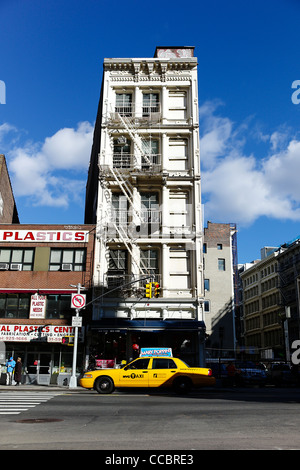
[0,324,85,385]
[89,319,206,367]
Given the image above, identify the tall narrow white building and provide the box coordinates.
[85,47,205,365]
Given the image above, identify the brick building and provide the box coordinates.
[0,155,19,224]
[0,224,95,385]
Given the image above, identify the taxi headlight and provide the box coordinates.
[83,373,93,378]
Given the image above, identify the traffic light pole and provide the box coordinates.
[68,276,153,389]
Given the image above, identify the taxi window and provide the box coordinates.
[152,358,177,369]
[125,358,150,370]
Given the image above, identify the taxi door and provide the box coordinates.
[148,358,178,387]
[119,358,150,387]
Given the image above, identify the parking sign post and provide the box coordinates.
[69,283,85,389]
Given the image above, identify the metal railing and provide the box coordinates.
[112,153,161,171]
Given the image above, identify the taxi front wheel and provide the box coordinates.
[94,376,115,394]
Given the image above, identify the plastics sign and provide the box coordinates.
[140,347,172,357]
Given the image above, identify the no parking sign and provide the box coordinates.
[71,293,86,309]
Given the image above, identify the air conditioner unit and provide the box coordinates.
[10,263,22,271]
[62,263,73,271]
[0,263,9,270]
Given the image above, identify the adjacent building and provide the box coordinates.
[0,224,95,384]
[203,222,238,358]
[85,47,206,365]
[240,247,283,361]
[0,155,19,224]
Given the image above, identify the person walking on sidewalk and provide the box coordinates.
[14,357,22,386]
[6,356,16,385]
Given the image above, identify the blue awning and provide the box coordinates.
[91,318,205,332]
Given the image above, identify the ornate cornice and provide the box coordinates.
[104,58,197,82]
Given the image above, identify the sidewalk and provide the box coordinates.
[0,383,87,392]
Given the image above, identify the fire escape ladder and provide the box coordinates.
[117,113,152,167]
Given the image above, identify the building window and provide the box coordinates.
[140,249,159,276]
[204,279,210,291]
[46,295,72,319]
[218,258,226,271]
[108,249,127,273]
[0,248,34,271]
[113,138,131,168]
[141,139,160,168]
[140,193,160,224]
[203,243,207,253]
[0,293,31,318]
[143,93,159,116]
[217,244,223,250]
[111,194,128,226]
[204,300,210,312]
[49,249,86,271]
[115,93,132,116]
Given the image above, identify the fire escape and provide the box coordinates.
[98,96,162,291]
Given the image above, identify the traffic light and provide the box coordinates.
[62,336,74,346]
[154,282,161,297]
[145,282,152,298]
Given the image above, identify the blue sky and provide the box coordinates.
[1,0,300,264]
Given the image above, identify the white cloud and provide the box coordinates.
[3,121,93,208]
[200,102,300,226]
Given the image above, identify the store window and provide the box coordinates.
[49,249,86,271]
[46,294,73,319]
[0,293,31,318]
[0,248,34,271]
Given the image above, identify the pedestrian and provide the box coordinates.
[14,357,22,386]
[226,361,237,386]
[6,356,16,385]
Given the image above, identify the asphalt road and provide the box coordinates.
[0,386,300,452]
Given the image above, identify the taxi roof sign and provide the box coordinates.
[140,347,172,357]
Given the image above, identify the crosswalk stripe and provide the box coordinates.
[0,391,61,415]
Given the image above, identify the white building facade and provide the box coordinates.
[85,47,205,366]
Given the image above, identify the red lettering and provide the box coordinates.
[62,232,72,241]
[14,232,23,241]
[24,232,35,240]
[36,232,46,241]
[75,232,85,241]
[3,232,13,240]
[47,232,55,241]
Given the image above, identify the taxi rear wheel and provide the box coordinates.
[173,377,192,394]
[94,376,115,394]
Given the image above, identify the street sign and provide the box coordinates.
[71,293,86,309]
[72,316,82,327]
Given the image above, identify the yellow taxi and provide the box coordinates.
[80,356,216,394]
